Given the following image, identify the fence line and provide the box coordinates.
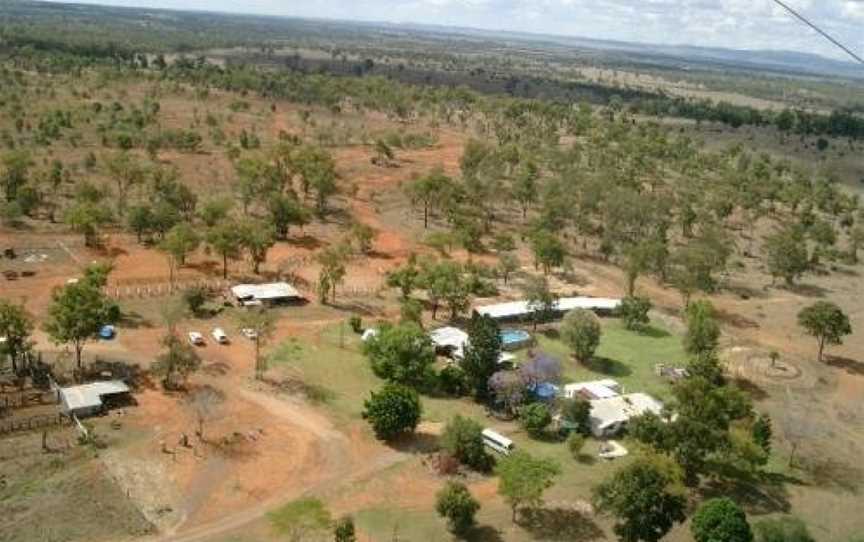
[105,278,231,300]
[0,412,71,436]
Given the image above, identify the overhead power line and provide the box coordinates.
[770,0,864,65]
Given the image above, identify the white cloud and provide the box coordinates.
[50,0,864,61]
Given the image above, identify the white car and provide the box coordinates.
[211,328,229,344]
[188,331,205,346]
[240,328,258,340]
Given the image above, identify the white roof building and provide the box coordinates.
[429,327,469,354]
[58,380,131,417]
[563,379,622,400]
[231,282,302,306]
[588,393,665,438]
[429,326,516,365]
[475,297,621,320]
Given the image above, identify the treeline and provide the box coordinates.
[632,96,864,139]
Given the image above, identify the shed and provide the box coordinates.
[429,326,470,358]
[474,296,621,321]
[588,393,664,438]
[231,282,302,306]
[58,380,131,417]
[562,379,622,400]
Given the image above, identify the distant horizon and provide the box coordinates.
[41,0,864,64]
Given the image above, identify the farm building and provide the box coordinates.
[57,380,131,417]
[474,296,621,321]
[428,326,516,365]
[588,393,664,438]
[231,282,303,306]
[562,379,622,400]
[429,326,469,358]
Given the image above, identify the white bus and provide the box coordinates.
[482,428,514,455]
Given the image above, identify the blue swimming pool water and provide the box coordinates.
[500,329,531,347]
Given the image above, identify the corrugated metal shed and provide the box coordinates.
[59,380,130,415]
[231,282,301,304]
[475,297,621,320]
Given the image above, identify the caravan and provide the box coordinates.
[481,428,515,455]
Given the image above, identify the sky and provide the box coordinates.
[48,0,864,62]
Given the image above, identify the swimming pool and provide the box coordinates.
[500,329,532,350]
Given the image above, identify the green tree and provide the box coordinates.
[236,307,277,379]
[183,286,207,316]
[239,219,276,274]
[405,167,454,229]
[617,296,652,331]
[567,433,586,460]
[764,226,809,286]
[1,149,31,202]
[363,323,435,388]
[152,332,202,389]
[317,244,350,303]
[593,456,687,542]
[349,222,376,255]
[207,220,243,279]
[293,145,338,213]
[386,255,420,299]
[435,481,480,535]
[560,396,592,435]
[127,205,154,243]
[333,516,356,542]
[520,402,552,438]
[561,309,602,363]
[0,300,34,373]
[531,230,566,275]
[692,498,753,542]
[268,193,309,239]
[200,197,234,228]
[684,300,721,357]
[160,223,200,284]
[44,276,120,371]
[752,413,773,456]
[362,383,422,441]
[104,151,146,217]
[64,202,112,247]
[497,252,519,285]
[441,415,493,471]
[497,450,560,522]
[522,275,557,330]
[797,301,852,362]
[460,313,502,400]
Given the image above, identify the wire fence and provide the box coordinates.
[105,278,232,300]
[0,412,71,436]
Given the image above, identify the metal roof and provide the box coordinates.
[429,326,469,349]
[475,297,621,319]
[589,393,664,432]
[59,380,130,412]
[563,379,622,400]
[231,282,301,301]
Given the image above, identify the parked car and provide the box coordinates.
[188,331,205,346]
[240,328,258,340]
[211,328,229,344]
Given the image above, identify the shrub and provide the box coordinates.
[437,365,469,397]
[435,481,480,534]
[561,309,602,362]
[520,402,552,438]
[692,498,753,542]
[333,515,356,542]
[362,383,422,441]
[441,415,493,472]
[348,315,363,334]
[567,433,586,460]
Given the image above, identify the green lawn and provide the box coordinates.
[264,316,688,541]
[525,318,687,401]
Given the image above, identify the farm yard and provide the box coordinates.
[2,4,864,542]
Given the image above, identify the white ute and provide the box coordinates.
[188,331,205,346]
[211,328,229,344]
